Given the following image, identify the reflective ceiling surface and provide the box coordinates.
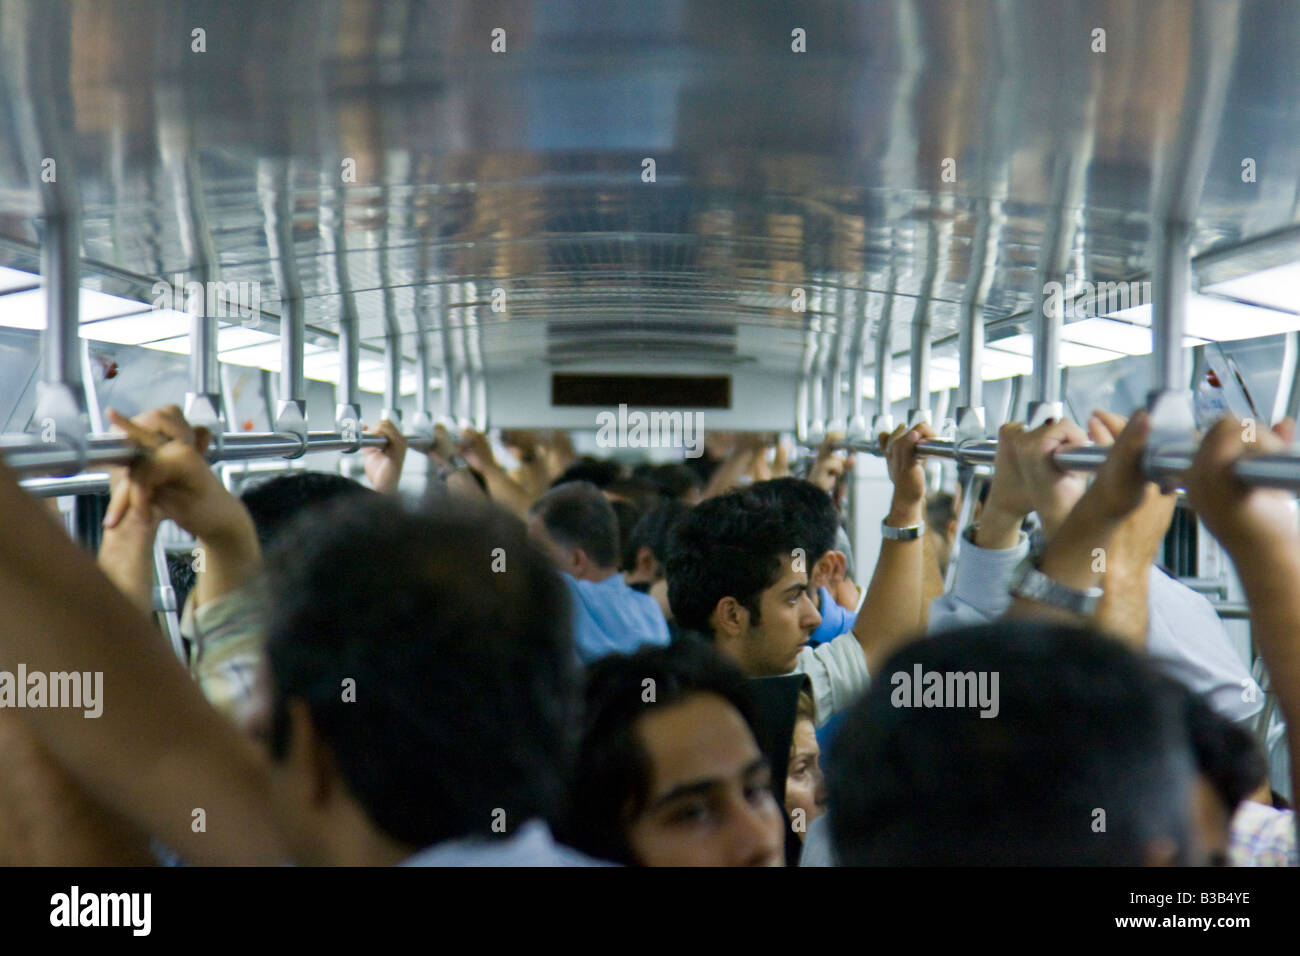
[1,0,1299,378]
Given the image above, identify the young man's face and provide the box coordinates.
[721,555,821,677]
[625,692,785,867]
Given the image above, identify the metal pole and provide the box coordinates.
[320,171,362,450]
[158,87,223,444]
[872,284,895,435]
[908,227,939,429]
[846,286,871,442]
[258,158,308,456]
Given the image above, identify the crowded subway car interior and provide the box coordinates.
[2,0,1300,890]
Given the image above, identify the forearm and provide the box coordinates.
[854,496,926,673]
[701,449,754,500]
[0,466,284,864]
[1232,541,1300,801]
[974,499,1025,551]
[193,512,262,609]
[96,524,158,615]
[1008,496,1119,622]
[919,532,943,630]
[480,461,535,519]
[1092,558,1151,649]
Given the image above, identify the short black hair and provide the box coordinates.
[1179,683,1268,815]
[551,457,624,490]
[609,498,644,571]
[666,486,800,634]
[621,499,692,576]
[529,480,619,570]
[563,641,761,865]
[748,477,838,567]
[264,494,576,851]
[640,462,703,501]
[240,471,372,548]
[827,622,1195,866]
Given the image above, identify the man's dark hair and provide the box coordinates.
[530,480,619,570]
[666,486,800,634]
[640,462,703,501]
[551,457,624,490]
[606,476,661,514]
[748,477,838,567]
[622,500,692,576]
[563,641,761,865]
[610,499,643,571]
[263,495,576,851]
[827,622,1196,866]
[240,471,373,548]
[1180,683,1268,816]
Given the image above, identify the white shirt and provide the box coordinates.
[793,632,870,727]
[928,535,1264,723]
[400,820,608,867]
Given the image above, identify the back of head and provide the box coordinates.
[264,494,576,850]
[565,641,759,864]
[551,457,624,490]
[530,480,619,570]
[827,622,1196,866]
[1179,683,1268,814]
[666,486,797,633]
[644,462,703,501]
[240,471,373,548]
[609,499,644,571]
[747,477,838,566]
[622,499,692,575]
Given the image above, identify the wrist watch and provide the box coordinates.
[1007,556,1103,616]
[881,518,925,541]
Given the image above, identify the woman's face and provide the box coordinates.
[785,717,827,838]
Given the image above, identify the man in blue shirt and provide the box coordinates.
[528,481,670,664]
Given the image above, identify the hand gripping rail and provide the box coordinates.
[832,435,1300,491]
[3,430,435,495]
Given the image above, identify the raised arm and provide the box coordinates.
[851,421,934,674]
[362,418,409,495]
[0,457,283,864]
[105,406,260,610]
[1184,416,1300,805]
[1084,410,1176,648]
[1007,410,1151,623]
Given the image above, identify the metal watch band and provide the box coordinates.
[881,519,925,541]
[1008,557,1103,616]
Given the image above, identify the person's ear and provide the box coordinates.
[287,698,335,808]
[711,596,750,640]
[1141,837,1181,867]
[817,551,848,590]
[635,545,659,579]
[568,547,590,577]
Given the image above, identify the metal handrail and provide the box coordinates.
[5,429,434,483]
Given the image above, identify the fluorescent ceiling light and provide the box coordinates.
[0,266,39,294]
[80,309,192,345]
[1059,317,1210,355]
[1203,261,1300,313]
[1105,294,1300,342]
[0,285,151,331]
[988,333,1127,367]
[358,367,418,395]
[144,326,279,356]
